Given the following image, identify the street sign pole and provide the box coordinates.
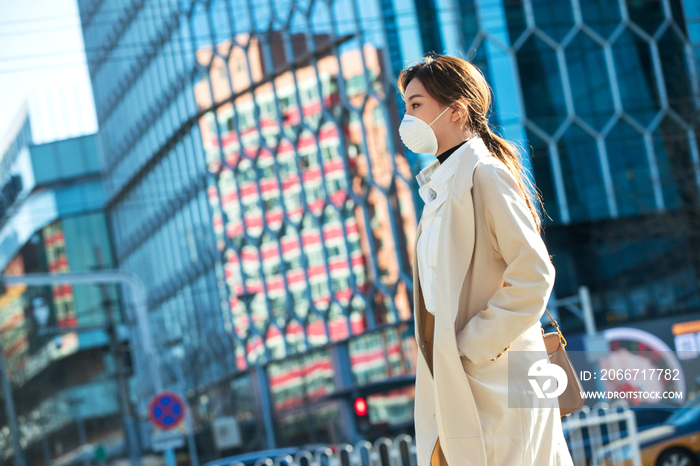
[170,345,199,466]
[149,391,187,465]
[164,447,177,466]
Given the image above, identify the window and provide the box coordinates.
[284,191,301,209]
[311,281,329,298]
[326,76,339,96]
[332,276,348,291]
[349,238,361,254]
[258,163,274,179]
[263,197,278,211]
[278,158,293,178]
[310,248,327,265]
[279,95,294,110]
[327,245,342,258]
[284,254,302,270]
[265,261,281,276]
[321,146,334,162]
[328,177,344,193]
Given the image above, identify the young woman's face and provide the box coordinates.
[403,78,462,152]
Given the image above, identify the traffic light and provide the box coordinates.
[354,397,367,416]
[353,396,370,433]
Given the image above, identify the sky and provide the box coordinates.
[0,0,97,150]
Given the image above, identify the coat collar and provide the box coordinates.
[448,135,491,199]
[415,138,471,205]
[414,136,490,220]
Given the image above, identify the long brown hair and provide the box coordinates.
[398,54,544,234]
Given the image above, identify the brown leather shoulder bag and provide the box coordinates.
[542,309,585,417]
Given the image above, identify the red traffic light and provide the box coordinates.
[354,397,368,416]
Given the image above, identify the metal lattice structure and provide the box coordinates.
[193,20,416,368]
[78,0,418,400]
[496,0,700,224]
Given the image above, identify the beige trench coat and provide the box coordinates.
[412,137,574,466]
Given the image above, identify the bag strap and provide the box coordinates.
[543,308,568,347]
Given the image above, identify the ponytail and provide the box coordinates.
[477,120,544,234]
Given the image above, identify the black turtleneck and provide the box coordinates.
[437,140,467,164]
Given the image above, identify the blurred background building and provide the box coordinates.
[76,0,421,456]
[0,107,128,465]
[1,0,700,463]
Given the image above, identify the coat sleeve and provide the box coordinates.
[455,163,555,365]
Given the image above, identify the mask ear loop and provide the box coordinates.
[428,105,453,126]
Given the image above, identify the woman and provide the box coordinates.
[398,55,574,466]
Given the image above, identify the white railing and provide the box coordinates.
[221,434,418,466]
[562,400,641,466]
[217,405,641,466]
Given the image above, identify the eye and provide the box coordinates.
[411,103,420,109]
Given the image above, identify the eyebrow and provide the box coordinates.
[405,93,423,102]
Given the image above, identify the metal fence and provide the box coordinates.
[220,434,417,466]
[562,400,641,466]
[213,401,642,466]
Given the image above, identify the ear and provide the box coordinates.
[450,104,464,123]
[450,104,462,123]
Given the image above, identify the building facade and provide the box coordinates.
[0,108,126,465]
[421,0,700,406]
[78,0,421,455]
[76,0,700,459]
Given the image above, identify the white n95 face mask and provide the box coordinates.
[398,105,452,155]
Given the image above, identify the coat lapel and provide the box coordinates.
[412,138,491,373]
[413,137,489,341]
[412,218,427,369]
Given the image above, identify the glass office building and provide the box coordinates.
[0,111,124,464]
[77,0,700,453]
[78,0,418,451]
[495,1,700,331]
[403,0,700,330]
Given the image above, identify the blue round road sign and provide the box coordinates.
[148,391,185,430]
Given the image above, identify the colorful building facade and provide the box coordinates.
[0,109,124,464]
[75,0,700,458]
